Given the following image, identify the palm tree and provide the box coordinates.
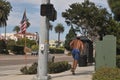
[0,0,12,39]
[54,23,64,45]
[13,26,20,33]
[48,22,53,43]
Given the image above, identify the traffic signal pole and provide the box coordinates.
[34,0,56,79]
[35,0,50,80]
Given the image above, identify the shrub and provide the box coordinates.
[20,61,71,74]
[49,47,64,54]
[116,55,120,68]
[0,39,9,54]
[31,45,39,51]
[28,62,38,74]
[0,49,9,54]
[11,45,25,55]
[7,39,16,50]
[20,66,29,74]
[48,61,71,74]
[20,62,37,74]
[16,38,36,48]
[92,67,120,80]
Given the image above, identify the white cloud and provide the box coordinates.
[8,0,41,5]
[7,12,21,26]
[6,0,110,40]
[51,0,84,12]
[28,12,40,28]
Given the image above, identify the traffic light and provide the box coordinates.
[40,4,47,16]
[47,6,57,21]
[40,4,57,21]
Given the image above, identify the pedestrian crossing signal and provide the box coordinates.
[40,4,57,21]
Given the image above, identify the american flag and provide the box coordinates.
[20,10,27,34]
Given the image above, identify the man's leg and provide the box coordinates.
[74,59,78,70]
[71,49,79,75]
[71,59,78,75]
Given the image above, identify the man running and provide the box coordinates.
[70,33,84,75]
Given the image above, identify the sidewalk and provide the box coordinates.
[0,64,94,80]
[49,65,94,80]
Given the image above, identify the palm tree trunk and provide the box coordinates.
[58,32,60,46]
[5,26,6,40]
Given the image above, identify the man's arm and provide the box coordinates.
[70,40,74,49]
[80,41,84,54]
[81,42,84,51]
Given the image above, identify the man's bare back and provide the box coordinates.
[70,39,84,51]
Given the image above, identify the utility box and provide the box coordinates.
[78,36,94,67]
[95,35,116,70]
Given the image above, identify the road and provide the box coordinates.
[0,54,72,66]
[0,54,73,76]
[0,55,38,66]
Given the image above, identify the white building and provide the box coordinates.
[1,32,37,41]
[49,40,57,47]
[49,40,64,48]
[0,32,64,48]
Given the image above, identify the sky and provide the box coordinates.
[1,0,111,41]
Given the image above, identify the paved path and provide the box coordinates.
[0,64,94,80]
[0,54,94,80]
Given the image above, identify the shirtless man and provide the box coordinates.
[70,34,84,75]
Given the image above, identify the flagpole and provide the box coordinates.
[24,8,27,66]
[20,9,28,66]
[24,32,27,66]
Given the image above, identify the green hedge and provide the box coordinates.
[93,55,120,80]
[48,61,71,73]
[49,47,64,54]
[0,39,8,54]
[10,45,25,55]
[20,61,71,74]
[92,67,120,80]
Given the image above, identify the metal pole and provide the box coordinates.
[35,0,50,80]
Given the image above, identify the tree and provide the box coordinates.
[107,0,120,53]
[0,0,12,27]
[62,0,120,54]
[107,0,120,21]
[64,26,76,50]
[62,0,112,40]
[0,0,12,39]
[48,22,53,43]
[13,25,20,33]
[16,38,36,48]
[54,23,64,45]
